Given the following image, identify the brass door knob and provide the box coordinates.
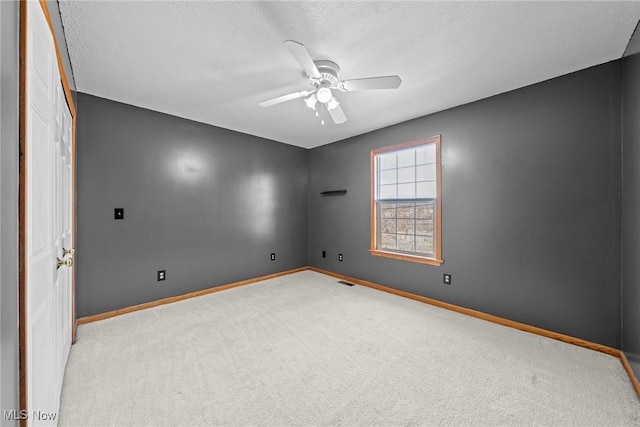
[63,247,75,256]
[56,257,73,269]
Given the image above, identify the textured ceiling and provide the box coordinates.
[59,1,640,149]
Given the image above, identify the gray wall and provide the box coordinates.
[76,93,308,317]
[622,24,640,361]
[0,0,19,424]
[309,61,622,348]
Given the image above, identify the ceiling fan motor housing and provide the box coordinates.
[311,60,340,88]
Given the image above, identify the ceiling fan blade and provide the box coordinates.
[339,75,402,91]
[284,40,321,78]
[328,103,347,124]
[258,90,311,107]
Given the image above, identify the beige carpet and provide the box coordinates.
[59,270,640,426]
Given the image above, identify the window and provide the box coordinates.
[370,136,442,266]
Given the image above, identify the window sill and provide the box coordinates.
[370,249,443,266]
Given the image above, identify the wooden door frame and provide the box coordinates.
[19,0,77,422]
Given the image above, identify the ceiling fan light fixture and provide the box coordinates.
[304,93,318,110]
[317,87,332,104]
[327,96,339,111]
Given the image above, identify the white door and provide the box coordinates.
[25,2,74,425]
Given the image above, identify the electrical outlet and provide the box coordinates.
[338,253,343,262]
[114,208,124,220]
[443,273,452,285]
[322,250,326,258]
[270,253,276,261]
[157,270,166,281]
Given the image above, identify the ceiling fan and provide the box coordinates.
[259,40,402,125]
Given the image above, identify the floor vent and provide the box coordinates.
[337,280,356,287]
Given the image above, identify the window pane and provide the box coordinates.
[416,220,433,236]
[380,169,396,185]
[379,184,397,199]
[416,164,436,181]
[381,233,397,250]
[396,204,414,218]
[416,145,435,165]
[381,218,396,234]
[416,203,434,220]
[397,166,415,184]
[379,152,397,170]
[397,234,415,251]
[381,204,397,218]
[416,181,436,198]
[377,200,435,257]
[397,219,415,235]
[397,149,415,168]
[416,236,434,255]
[397,183,416,199]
